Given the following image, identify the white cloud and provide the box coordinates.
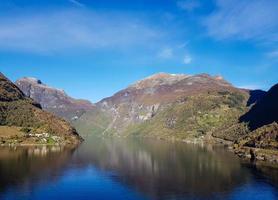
[177,0,201,11]
[183,54,192,64]
[204,0,278,42]
[158,46,193,64]
[69,0,85,8]
[158,48,173,59]
[177,41,189,49]
[237,84,261,90]
[0,10,162,53]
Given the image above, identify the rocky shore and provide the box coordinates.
[232,122,278,165]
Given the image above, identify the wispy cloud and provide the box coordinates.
[177,0,201,12]
[183,54,192,64]
[69,0,85,8]
[157,45,193,64]
[178,41,189,49]
[0,10,163,54]
[237,84,262,90]
[158,48,173,59]
[204,0,278,43]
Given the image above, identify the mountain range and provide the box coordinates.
[1,71,277,163]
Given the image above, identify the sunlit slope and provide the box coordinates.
[75,73,250,140]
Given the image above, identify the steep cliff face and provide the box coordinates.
[75,73,249,139]
[16,77,94,122]
[0,73,82,146]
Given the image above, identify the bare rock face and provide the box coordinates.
[16,77,94,122]
[100,73,232,107]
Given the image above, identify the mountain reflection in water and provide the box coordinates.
[0,137,278,200]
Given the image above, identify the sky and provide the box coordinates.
[0,0,277,102]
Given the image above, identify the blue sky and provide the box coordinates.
[0,0,277,102]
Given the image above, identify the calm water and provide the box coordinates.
[0,137,278,200]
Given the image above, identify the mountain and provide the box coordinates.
[234,84,278,162]
[0,72,82,146]
[16,77,94,121]
[74,73,250,140]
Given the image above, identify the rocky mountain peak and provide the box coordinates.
[16,77,66,94]
[128,73,231,91]
[130,72,190,89]
[21,77,42,84]
[214,75,224,81]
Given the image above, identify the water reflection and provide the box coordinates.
[72,138,251,199]
[0,145,75,193]
[0,138,278,200]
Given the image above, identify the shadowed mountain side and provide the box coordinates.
[246,89,266,106]
[232,84,278,163]
[240,84,278,130]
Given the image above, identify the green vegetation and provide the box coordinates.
[20,127,32,133]
[236,122,278,150]
[0,100,41,128]
[75,90,251,142]
[121,91,248,141]
[73,107,114,137]
[0,73,25,101]
[47,137,56,145]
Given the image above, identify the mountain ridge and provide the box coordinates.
[16,77,94,122]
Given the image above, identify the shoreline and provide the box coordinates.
[3,132,278,168]
[0,137,83,148]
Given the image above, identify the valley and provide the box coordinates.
[7,72,277,165]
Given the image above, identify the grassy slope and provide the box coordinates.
[73,107,114,137]
[0,126,24,138]
[0,100,77,137]
[121,91,249,140]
